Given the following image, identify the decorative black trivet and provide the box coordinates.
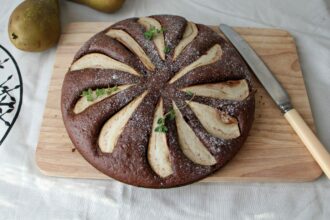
[0,45,23,145]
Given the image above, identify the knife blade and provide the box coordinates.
[219,24,292,113]
[219,24,330,179]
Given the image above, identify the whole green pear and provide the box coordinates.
[71,0,125,13]
[8,0,61,52]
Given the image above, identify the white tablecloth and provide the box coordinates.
[1,0,330,219]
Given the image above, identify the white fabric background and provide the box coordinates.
[1,0,330,219]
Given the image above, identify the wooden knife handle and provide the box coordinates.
[284,109,330,179]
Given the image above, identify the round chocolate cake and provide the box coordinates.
[61,15,255,188]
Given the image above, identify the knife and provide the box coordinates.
[219,24,330,179]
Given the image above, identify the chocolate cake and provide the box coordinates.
[61,15,255,188]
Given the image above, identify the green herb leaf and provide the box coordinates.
[155,125,168,133]
[81,86,119,102]
[166,108,176,120]
[144,26,165,40]
[157,117,165,125]
[185,90,194,96]
[144,32,152,40]
[106,88,112,95]
[161,126,168,133]
[144,26,156,40]
[95,88,106,97]
[154,108,176,133]
[106,85,118,95]
[85,88,94,101]
[112,85,119,91]
[81,90,88,97]
[164,45,170,54]
[155,126,165,133]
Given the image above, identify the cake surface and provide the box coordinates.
[61,15,255,188]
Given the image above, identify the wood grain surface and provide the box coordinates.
[35,22,322,182]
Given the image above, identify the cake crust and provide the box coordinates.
[61,15,255,188]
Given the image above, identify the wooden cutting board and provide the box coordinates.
[36,22,322,182]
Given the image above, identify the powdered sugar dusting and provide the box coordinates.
[63,15,255,188]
